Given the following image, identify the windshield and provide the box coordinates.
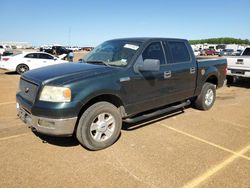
[83,40,142,67]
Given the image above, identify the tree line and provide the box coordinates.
[189,38,250,45]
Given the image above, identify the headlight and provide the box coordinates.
[39,86,71,102]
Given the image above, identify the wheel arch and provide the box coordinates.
[205,75,218,87]
[74,93,126,137]
[77,94,126,120]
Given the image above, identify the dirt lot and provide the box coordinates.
[0,69,249,188]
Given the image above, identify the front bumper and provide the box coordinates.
[17,103,77,136]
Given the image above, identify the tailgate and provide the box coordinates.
[227,56,250,70]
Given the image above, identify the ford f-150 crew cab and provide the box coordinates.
[16,38,227,150]
[226,47,250,83]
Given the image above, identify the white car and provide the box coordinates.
[0,52,68,74]
[0,45,12,55]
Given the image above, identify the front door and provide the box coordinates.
[124,41,170,113]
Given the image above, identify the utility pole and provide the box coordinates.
[68,26,71,46]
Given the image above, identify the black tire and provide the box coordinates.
[76,102,122,150]
[194,82,216,111]
[16,64,29,74]
[226,75,234,85]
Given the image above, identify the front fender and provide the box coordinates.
[71,76,124,109]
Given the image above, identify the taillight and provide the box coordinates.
[2,58,9,61]
[224,64,227,75]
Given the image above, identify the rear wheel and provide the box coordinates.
[16,64,29,74]
[76,102,122,150]
[194,82,216,110]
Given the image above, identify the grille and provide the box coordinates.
[19,78,39,103]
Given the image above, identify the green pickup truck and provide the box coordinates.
[16,38,227,150]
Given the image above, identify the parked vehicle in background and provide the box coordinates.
[16,37,227,150]
[40,45,72,56]
[82,47,94,51]
[66,46,81,51]
[0,45,5,55]
[193,49,201,56]
[0,52,68,74]
[232,49,243,56]
[0,45,12,55]
[201,49,218,56]
[219,49,234,56]
[226,47,250,83]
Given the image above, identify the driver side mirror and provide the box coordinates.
[138,59,160,72]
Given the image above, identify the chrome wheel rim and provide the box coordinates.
[90,113,115,142]
[205,89,214,106]
[19,65,28,73]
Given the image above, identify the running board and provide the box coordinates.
[123,100,191,124]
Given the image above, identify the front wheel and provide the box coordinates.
[76,102,122,150]
[194,83,216,110]
[16,64,29,74]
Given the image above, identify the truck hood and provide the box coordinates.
[22,62,116,85]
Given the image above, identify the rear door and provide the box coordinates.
[37,53,57,68]
[23,53,41,69]
[162,40,197,102]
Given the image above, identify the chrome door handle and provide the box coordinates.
[164,71,171,78]
[190,67,196,74]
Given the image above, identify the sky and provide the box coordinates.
[1,0,250,47]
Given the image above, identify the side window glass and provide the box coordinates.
[142,42,165,65]
[168,42,191,63]
[24,53,38,58]
[39,53,53,59]
[242,48,250,56]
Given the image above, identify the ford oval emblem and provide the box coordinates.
[25,87,29,93]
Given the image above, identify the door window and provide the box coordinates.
[142,42,166,65]
[24,53,39,59]
[38,53,54,59]
[167,41,191,63]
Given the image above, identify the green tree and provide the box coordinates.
[189,38,250,45]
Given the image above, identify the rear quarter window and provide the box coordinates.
[168,41,191,63]
[242,48,250,56]
[24,53,39,58]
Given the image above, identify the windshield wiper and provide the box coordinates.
[86,60,110,67]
